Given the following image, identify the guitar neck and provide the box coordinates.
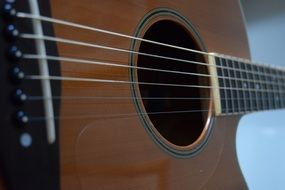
[210,54,285,115]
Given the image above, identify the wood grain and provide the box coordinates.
[49,0,250,189]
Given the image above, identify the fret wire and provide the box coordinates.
[222,58,232,113]
[278,70,284,108]
[251,65,257,110]
[215,55,285,80]
[281,71,285,108]
[242,62,251,111]
[214,60,284,112]
[248,63,256,111]
[231,61,240,112]
[280,70,285,107]
[277,71,284,108]
[216,57,227,113]
[256,65,262,110]
[238,62,247,111]
[233,61,241,112]
[252,65,260,110]
[252,65,258,110]
[264,67,270,109]
[270,69,276,108]
[275,70,282,108]
[265,67,273,109]
[272,68,279,108]
[227,60,237,113]
[213,58,284,114]
[257,65,266,110]
[239,61,248,112]
[260,66,269,109]
[219,63,285,88]
[269,68,275,109]
[272,69,279,108]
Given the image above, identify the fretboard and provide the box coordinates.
[210,54,285,115]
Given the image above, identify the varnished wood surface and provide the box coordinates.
[49,0,250,189]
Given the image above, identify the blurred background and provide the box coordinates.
[237,0,285,189]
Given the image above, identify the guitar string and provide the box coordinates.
[22,55,285,102]
[22,53,282,100]
[22,54,284,114]
[23,54,211,78]
[29,109,211,122]
[15,13,284,121]
[27,96,274,101]
[28,96,213,101]
[16,11,285,97]
[25,75,281,120]
[19,33,285,81]
[16,12,209,56]
[16,12,285,74]
[29,104,281,122]
[24,75,285,93]
[22,55,281,106]
[20,33,211,68]
[27,95,284,113]
[19,34,285,101]
[22,54,285,88]
[28,96,284,119]
[25,75,211,89]
[22,54,285,112]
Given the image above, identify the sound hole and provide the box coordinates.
[137,20,210,146]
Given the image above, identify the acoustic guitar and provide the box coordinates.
[0,0,284,189]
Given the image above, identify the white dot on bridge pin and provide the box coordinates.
[19,133,32,148]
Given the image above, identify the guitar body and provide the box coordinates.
[0,0,251,189]
[54,0,250,189]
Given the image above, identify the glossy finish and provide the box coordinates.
[48,0,250,189]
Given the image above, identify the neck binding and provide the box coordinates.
[209,53,285,116]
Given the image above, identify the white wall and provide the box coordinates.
[237,0,285,189]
